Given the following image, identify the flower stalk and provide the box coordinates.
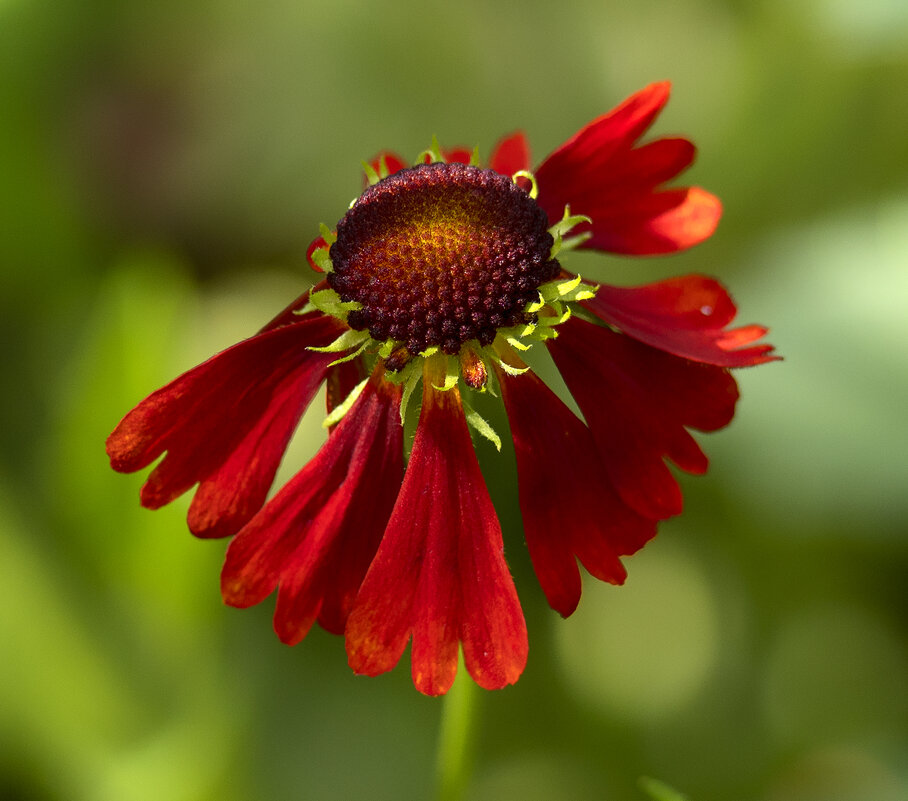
[435,664,479,801]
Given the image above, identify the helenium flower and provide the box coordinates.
[107,82,777,696]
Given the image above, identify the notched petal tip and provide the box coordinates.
[583,273,777,367]
[345,369,527,696]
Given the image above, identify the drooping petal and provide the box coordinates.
[106,314,347,537]
[548,317,739,520]
[489,132,531,176]
[583,274,779,366]
[220,369,404,643]
[345,362,528,695]
[186,366,327,539]
[534,82,722,254]
[496,364,657,617]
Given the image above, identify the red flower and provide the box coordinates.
[107,82,777,695]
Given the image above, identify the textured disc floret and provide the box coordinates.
[328,162,560,356]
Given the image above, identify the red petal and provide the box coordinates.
[497,366,657,617]
[489,132,531,176]
[442,147,473,165]
[106,314,346,537]
[583,274,779,366]
[345,370,527,695]
[368,151,408,179]
[220,371,403,643]
[548,138,697,218]
[536,82,671,181]
[186,365,326,539]
[576,187,723,255]
[548,317,739,520]
[534,82,722,255]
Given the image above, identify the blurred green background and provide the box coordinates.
[2,0,906,799]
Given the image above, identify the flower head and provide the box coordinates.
[107,82,777,696]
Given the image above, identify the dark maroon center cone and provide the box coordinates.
[328,162,559,357]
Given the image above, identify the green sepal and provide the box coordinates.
[308,288,361,319]
[319,223,337,246]
[310,224,336,273]
[378,339,396,359]
[419,345,440,358]
[539,275,598,305]
[494,355,530,376]
[543,273,582,297]
[505,336,531,351]
[327,338,370,367]
[469,146,481,167]
[483,361,500,398]
[377,154,391,180]
[415,135,443,165]
[461,397,501,452]
[512,170,538,200]
[431,356,459,392]
[525,291,545,314]
[548,205,592,258]
[559,232,592,253]
[307,328,371,354]
[397,360,424,426]
[322,378,368,428]
[310,246,333,273]
[361,160,381,186]
[540,306,572,326]
[533,326,560,341]
[504,320,537,340]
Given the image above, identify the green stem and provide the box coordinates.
[434,662,479,801]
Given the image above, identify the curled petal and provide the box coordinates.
[584,274,779,367]
[345,363,527,695]
[220,369,404,643]
[534,82,721,254]
[497,365,656,617]
[106,314,346,537]
[548,317,739,520]
[490,132,531,176]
